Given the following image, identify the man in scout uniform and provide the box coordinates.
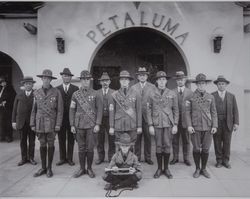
[186,73,217,178]
[147,71,179,179]
[171,71,193,166]
[30,69,63,178]
[103,133,142,191]
[96,72,115,164]
[212,75,239,169]
[12,76,37,166]
[131,67,155,165]
[56,68,79,166]
[109,70,142,147]
[69,70,102,178]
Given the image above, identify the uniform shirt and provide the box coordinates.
[185,89,218,131]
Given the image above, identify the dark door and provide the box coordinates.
[0,66,12,83]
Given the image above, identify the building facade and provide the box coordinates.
[0,1,250,150]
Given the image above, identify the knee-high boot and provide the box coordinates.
[87,152,95,178]
[163,153,173,179]
[154,153,162,178]
[47,146,55,178]
[33,147,47,177]
[193,152,201,178]
[200,152,210,178]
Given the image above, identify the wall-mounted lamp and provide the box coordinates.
[55,29,65,53]
[213,36,223,53]
[23,23,37,35]
[211,27,224,54]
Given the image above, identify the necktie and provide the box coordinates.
[104,88,107,96]
[179,88,183,95]
[220,92,224,100]
[26,92,30,97]
[65,85,68,93]
[124,88,127,96]
[161,89,164,95]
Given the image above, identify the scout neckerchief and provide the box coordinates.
[74,89,96,124]
[111,90,136,122]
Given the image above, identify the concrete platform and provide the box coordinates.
[0,139,250,197]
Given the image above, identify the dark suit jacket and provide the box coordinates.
[212,91,239,132]
[12,90,34,130]
[0,85,16,112]
[173,87,193,128]
[96,87,115,118]
[57,84,79,126]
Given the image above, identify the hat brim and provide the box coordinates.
[213,80,230,84]
[79,77,93,80]
[21,80,36,84]
[173,76,187,79]
[119,76,134,80]
[155,76,171,80]
[192,80,212,83]
[135,72,149,75]
[115,141,135,146]
[99,78,111,81]
[60,72,74,76]
[37,75,57,80]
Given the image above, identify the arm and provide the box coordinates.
[210,96,218,128]
[146,95,153,126]
[56,90,64,128]
[12,95,18,123]
[233,95,239,125]
[172,93,179,125]
[95,92,103,125]
[185,98,192,128]
[69,94,77,127]
[136,93,142,128]
[30,96,37,128]
[109,94,115,129]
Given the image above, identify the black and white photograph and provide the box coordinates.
[0,1,250,197]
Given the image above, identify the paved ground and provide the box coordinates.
[0,138,250,198]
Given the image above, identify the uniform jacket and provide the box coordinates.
[0,85,16,112]
[57,84,79,126]
[173,87,193,128]
[212,91,239,132]
[30,86,64,133]
[109,88,142,131]
[131,81,155,123]
[12,90,34,130]
[147,88,179,128]
[96,88,114,118]
[185,89,218,131]
[108,150,143,179]
[69,87,103,129]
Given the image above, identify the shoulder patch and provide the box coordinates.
[70,100,76,108]
[109,104,114,111]
[185,100,191,106]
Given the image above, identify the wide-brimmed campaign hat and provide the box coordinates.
[99,72,110,81]
[135,67,149,75]
[119,70,133,80]
[173,71,187,79]
[213,75,230,85]
[115,133,135,146]
[192,73,212,83]
[37,69,57,80]
[60,68,74,76]
[21,76,36,84]
[79,70,92,79]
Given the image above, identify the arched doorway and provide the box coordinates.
[0,52,23,92]
[90,27,188,90]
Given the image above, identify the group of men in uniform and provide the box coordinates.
[10,66,239,184]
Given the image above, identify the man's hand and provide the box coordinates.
[109,127,115,135]
[188,126,195,134]
[137,127,142,134]
[93,125,100,133]
[55,126,60,132]
[31,126,36,131]
[71,126,76,134]
[112,166,119,172]
[233,124,238,132]
[211,127,217,134]
[172,125,178,134]
[12,123,17,130]
[149,126,155,136]
[129,167,136,174]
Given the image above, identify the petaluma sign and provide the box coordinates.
[86,11,189,46]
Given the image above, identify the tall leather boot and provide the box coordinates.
[153,153,162,178]
[73,152,86,178]
[47,146,55,178]
[163,153,173,179]
[193,152,201,178]
[87,152,95,178]
[200,152,210,178]
[34,147,47,177]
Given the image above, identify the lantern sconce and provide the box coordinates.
[211,27,224,54]
[213,36,223,53]
[55,29,65,53]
